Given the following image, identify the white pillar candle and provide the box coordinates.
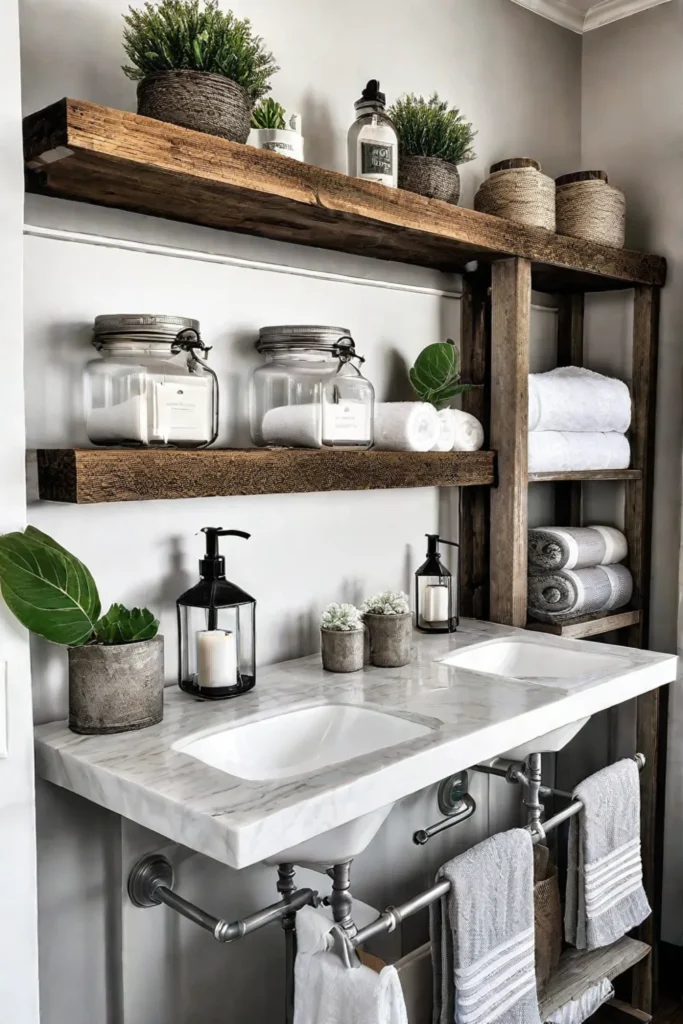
[196,630,237,688]
[423,585,450,623]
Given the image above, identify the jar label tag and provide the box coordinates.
[322,399,372,444]
[152,378,212,444]
[360,141,394,178]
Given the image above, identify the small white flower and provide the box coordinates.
[361,590,410,616]
[320,603,363,631]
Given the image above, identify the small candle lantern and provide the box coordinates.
[177,528,256,700]
[415,534,459,634]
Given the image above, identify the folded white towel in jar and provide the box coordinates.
[529,367,631,434]
[373,402,440,452]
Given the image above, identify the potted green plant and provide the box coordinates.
[122,0,278,143]
[388,93,476,205]
[362,591,411,668]
[320,603,364,673]
[249,98,304,161]
[410,340,483,452]
[0,527,162,735]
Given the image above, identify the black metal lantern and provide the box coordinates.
[415,534,459,634]
[177,528,256,700]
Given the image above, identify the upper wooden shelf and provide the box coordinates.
[35,447,496,504]
[24,99,666,294]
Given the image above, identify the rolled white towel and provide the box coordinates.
[529,431,630,474]
[373,402,440,452]
[261,404,322,448]
[450,410,484,452]
[432,410,458,452]
[529,367,631,434]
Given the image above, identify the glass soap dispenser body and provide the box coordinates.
[177,528,256,700]
[347,79,398,188]
[415,534,460,634]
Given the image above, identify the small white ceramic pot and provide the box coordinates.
[249,128,304,161]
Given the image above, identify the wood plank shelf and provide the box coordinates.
[526,608,641,640]
[538,937,650,1021]
[529,469,642,483]
[34,447,496,504]
[23,99,666,294]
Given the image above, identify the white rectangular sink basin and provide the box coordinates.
[443,637,626,681]
[174,703,431,782]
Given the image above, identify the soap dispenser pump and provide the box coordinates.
[415,534,459,634]
[177,528,256,700]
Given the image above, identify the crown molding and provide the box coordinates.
[510,0,672,33]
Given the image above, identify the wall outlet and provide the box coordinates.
[0,662,7,758]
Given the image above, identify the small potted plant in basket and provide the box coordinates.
[0,527,163,735]
[320,603,365,673]
[362,591,412,668]
[388,93,476,205]
[122,0,278,143]
[249,98,304,161]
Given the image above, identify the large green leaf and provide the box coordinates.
[0,529,101,646]
[94,604,159,645]
[409,340,475,410]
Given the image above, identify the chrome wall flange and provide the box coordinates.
[128,854,174,908]
[437,771,469,816]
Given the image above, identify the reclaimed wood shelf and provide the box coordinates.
[526,608,641,640]
[23,99,666,294]
[34,447,496,504]
[528,469,642,483]
[538,937,650,1021]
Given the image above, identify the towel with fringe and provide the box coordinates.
[528,526,627,574]
[527,565,633,622]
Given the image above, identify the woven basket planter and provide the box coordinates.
[556,171,626,248]
[137,70,252,143]
[475,158,556,231]
[398,155,461,205]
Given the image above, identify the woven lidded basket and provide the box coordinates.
[475,158,556,231]
[137,70,253,143]
[555,171,626,248]
[398,155,461,205]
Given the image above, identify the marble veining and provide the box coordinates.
[34,619,677,869]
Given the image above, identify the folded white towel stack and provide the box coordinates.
[373,402,440,452]
[528,431,630,475]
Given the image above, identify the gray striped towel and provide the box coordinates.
[565,759,651,950]
[528,526,627,573]
[527,564,633,623]
[430,829,540,1024]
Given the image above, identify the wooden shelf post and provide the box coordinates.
[489,258,531,627]
[554,293,585,527]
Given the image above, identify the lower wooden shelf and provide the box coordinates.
[34,447,496,504]
[526,609,641,640]
[529,469,642,483]
[538,937,651,1021]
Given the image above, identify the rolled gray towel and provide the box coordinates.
[528,526,627,574]
[527,565,633,623]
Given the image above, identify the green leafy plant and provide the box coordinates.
[122,0,278,102]
[388,93,476,165]
[321,603,363,631]
[251,97,286,130]
[362,591,410,616]
[410,340,475,410]
[0,526,159,647]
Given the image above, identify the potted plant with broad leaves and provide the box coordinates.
[410,340,483,452]
[362,591,411,668]
[123,0,278,143]
[0,527,163,735]
[249,98,304,161]
[388,93,476,205]
[320,603,364,673]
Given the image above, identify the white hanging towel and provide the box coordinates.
[294,907,408,1024]
[372,402,440,452]
[529,367,631,434]
[528,431,630,474]
[432,410,458,452]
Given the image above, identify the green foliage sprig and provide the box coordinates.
[251,97,287,130]
[0,526,159,647]
[362,591,410,616]
[321,603,363,631]
[388,93,476,165]
[410,340,475,410]
[122,0,278,102]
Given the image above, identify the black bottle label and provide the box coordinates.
[361,141,394,177]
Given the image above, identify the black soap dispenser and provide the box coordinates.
[177,528,256,700]
[415,534,460,634]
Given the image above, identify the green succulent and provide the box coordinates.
[94,604,160,645]
[362,591,410,616]
[251,97,287,130]
[410,340,475,410]
[122,0,278,102]
[388,93,476,166]
[320,603,363,631]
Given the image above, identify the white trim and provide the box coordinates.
[510,0,671,32]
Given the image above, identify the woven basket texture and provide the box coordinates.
[556,179,626,248]
[475,165,556,230]
[398,155,461,205]
[534,845,562,997]
[137,70,252,142]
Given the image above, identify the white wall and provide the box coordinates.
[18,0,581,1019]
[0,0,40,1019]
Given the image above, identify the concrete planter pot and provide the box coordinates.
[68,635,164,735]
[320,628,365,674]
[365,613,412,668]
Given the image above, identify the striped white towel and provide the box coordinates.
[430,829,540,1024]
[565,759,651,950]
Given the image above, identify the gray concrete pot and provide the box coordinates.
[320,628,365,673]
[68,635,164,735]
[365,613,412,668]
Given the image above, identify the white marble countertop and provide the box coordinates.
[35,619,677,869]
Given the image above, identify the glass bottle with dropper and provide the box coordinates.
[347,80,398,188]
